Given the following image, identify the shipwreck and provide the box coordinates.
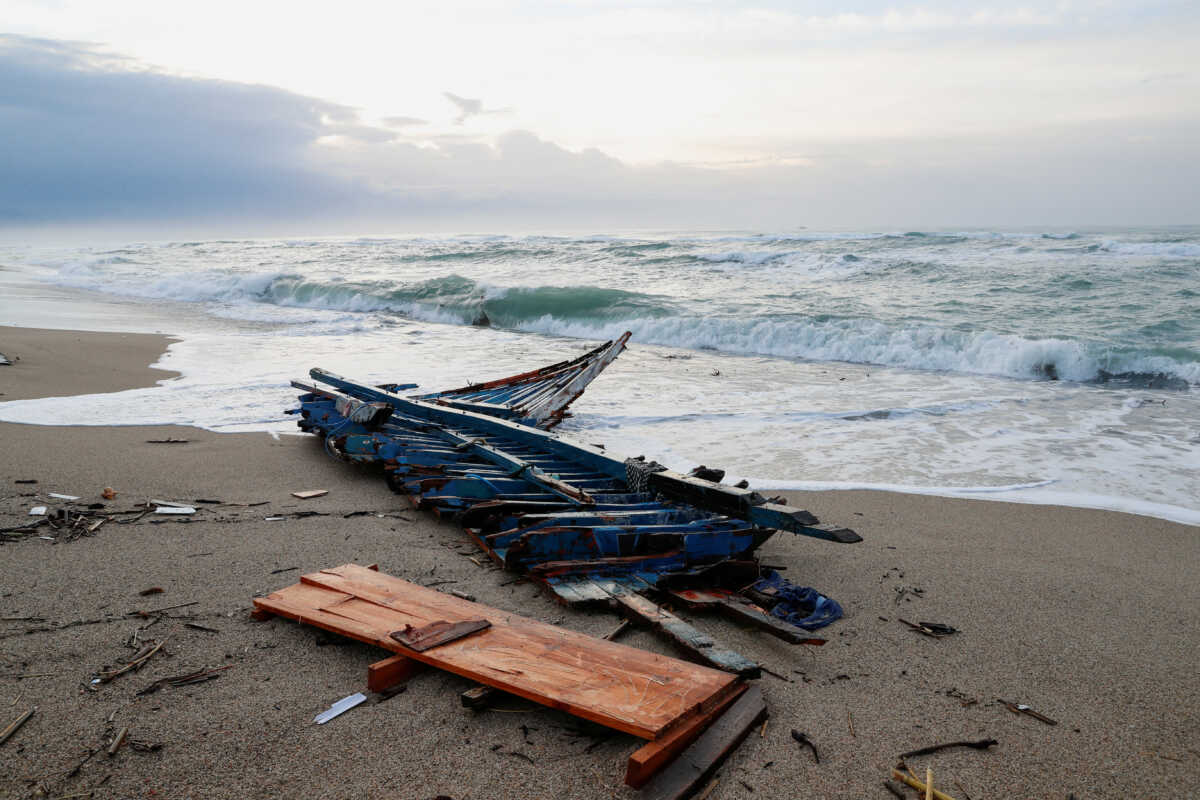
[286,332,860,674]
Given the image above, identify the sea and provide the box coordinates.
[1,228,1197,525]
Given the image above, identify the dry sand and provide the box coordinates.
[0,328,1196,800]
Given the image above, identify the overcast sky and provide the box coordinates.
[3,1,1198,233]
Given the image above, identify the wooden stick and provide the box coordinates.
[891,768,957,800]
[602,619,631,641]
[0,706,36,745]
[926,767,933,800]
[847,710,856,738]
[694,775,720,800]
[106,726,128,756]
[97,640,164,683]
[900,739,996,759]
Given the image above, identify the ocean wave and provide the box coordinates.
[37,244,1200,388]
[517,314,1200,386]
[1099,240,1200,258]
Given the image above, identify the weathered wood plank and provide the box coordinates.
[670,589,828,645]
[601,585,760,678]
[257,564,740,740]
[640,686,768,800]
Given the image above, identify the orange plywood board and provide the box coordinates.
[254,564,739,740]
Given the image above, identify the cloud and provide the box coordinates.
[1,33,1198,233]
[443,92,482,125]
[0,35,365,224]
[381,116,428,129]
[442,91,512,126]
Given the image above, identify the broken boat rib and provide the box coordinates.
[415,331,631,429]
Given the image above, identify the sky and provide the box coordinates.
[2,1,1199,233]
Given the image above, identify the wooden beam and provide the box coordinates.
[625,683,747,787]
[640,686,768,800]
[367,653,425,692]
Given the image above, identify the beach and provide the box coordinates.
[1,328,1197,800]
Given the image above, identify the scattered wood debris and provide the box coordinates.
[93,639,166,684]
[291,489,328,499]
[0,706,36,745]
[137,665,231,695]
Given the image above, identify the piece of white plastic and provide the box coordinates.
[29,506,47,516]
[314,692,366,724]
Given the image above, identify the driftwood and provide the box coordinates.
[106,726,128,756]
[900,738,998,759]
[0,706,36,745]
[95,639,165,684]
[790,729,820,763]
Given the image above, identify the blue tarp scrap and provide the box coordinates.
[750,569,843,630]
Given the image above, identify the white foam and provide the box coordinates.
[743,478,1200,527]
[1099,239,1200,258]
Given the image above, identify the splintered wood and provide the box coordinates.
[253,564,739,740]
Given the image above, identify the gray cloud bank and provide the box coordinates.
[2,34,1197,234]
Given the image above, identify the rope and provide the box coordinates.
[624,458,668,493]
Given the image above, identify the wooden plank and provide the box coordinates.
[601,586,760,678]
[367,654,425,692]
[256,564,739,740]
[640,686,768,800]
[670,589,828,645]
[625,683,747,787]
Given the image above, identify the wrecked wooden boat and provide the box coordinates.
[288,332,860,676]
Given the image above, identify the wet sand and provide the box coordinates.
[0,328,1196,799]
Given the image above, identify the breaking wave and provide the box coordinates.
[34,230,1200,389]
[50,263,1198,387]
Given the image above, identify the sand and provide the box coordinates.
[0,327,180,402]
[0,328,1196,800]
